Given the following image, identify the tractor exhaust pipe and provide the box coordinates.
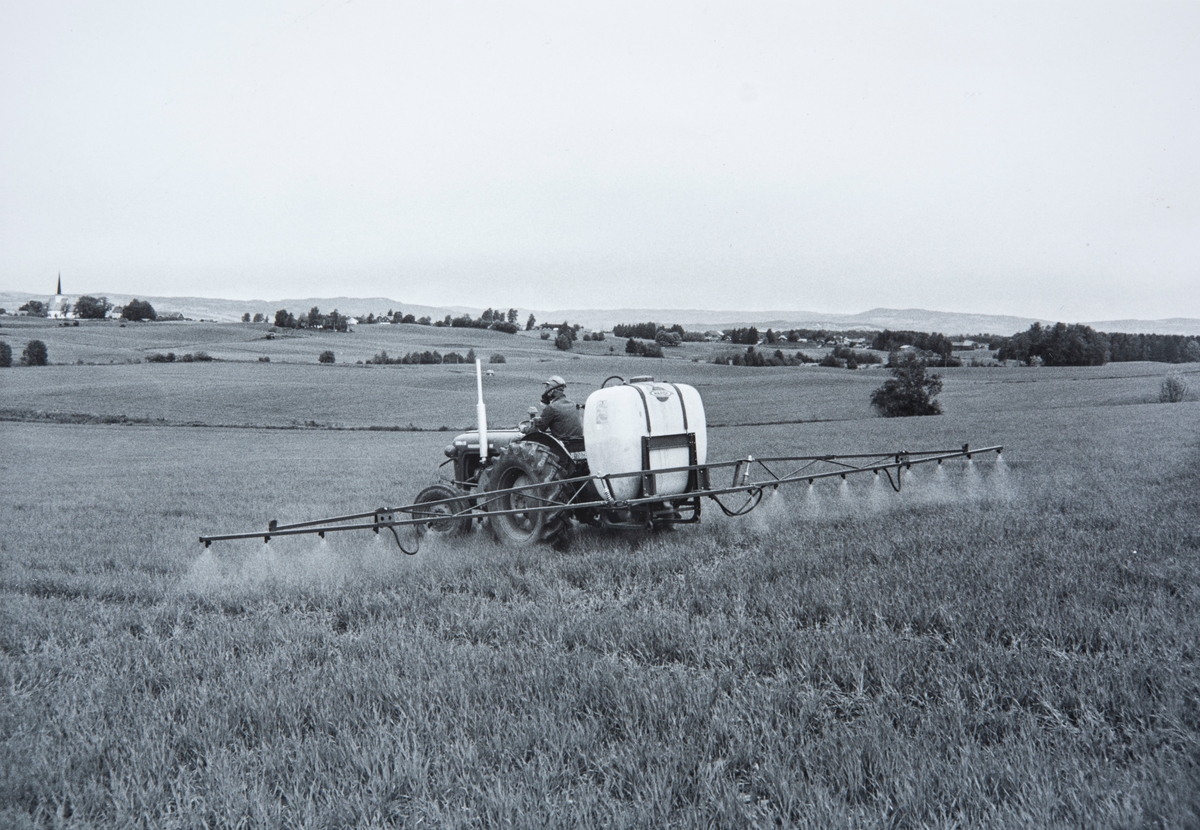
[476,359,488,461]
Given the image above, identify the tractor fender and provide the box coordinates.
[517,432,584,475]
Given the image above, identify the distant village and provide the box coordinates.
[4,276,993,355]
[7,276,182,322]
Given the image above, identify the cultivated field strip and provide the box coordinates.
[2,384,1198,827]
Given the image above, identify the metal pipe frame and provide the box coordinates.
[199,445,1002,546]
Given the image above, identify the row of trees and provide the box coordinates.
[262,307,531,333]
[1107,332,1200,364]
[612,322,688,340]
[0,339,48,366]
[16,296,155,320]
[273,307,349,332]
[712,347,815,367]
[869,329,955,357]
[368,349,483,365]
[614,322,864,346]
[991,323,1200,366]
[996,323,1112,366]
[726,327,846,346]
[611,322,695,347]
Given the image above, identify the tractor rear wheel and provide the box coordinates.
[413,484,472,535]
[485,442,570,547]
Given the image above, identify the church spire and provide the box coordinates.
[56,273,62,296]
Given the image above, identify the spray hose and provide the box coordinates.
[709,488,765,517]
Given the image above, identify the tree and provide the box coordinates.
[1160,373,1188,403]
[555,332,573,351]
[307,307,321,328]
[22,339,48,366]
[323,309,348,332]
[870,351,943,417]
[0,341,11,367]
[74,296,111,319]
[19,300,47,317]
[121,299,156,321]
[318,350,335,364]
[253,312,265,323]
[556,322,577,345]
[466,348,476,363]
[526,314,536,331]
[507,308,519,325]
[241,312,251,322]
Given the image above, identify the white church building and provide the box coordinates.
[47,274,72,318]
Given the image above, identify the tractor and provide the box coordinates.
[200,364,1001,552]
[413,375,705,546]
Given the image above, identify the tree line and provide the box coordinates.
[265,306,529,333]
[274,307,349,331]
[996,323,1200,366]
[869,330,955,357]
[369,349,480,365]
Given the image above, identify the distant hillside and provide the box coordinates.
[1082,318,1200,336]
[2,290,1197,337]
[552,307,1050,336]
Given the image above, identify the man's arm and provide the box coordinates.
[534,404,557,433]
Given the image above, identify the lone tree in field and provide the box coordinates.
[0,341,11,367]
[870,351,943,417]
[121,299,156,321]
[22,339,49,366]
[318,350,335,364]
[1160,373,1188,403]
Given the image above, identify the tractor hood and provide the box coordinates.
[445,429,524,458]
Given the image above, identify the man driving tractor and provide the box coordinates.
[527,375,584,449]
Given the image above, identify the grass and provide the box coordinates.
[1,333,1199,828]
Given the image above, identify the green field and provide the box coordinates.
[2,321,1198,828]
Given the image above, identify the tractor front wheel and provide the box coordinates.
[412,484,472,536]
[484,442,570,547]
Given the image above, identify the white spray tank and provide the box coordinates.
[583,378,707,501]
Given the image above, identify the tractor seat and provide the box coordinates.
[564,438,586,459]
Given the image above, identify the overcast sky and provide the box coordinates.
[2,1,1197,321]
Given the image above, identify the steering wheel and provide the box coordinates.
[601,375,624,388]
